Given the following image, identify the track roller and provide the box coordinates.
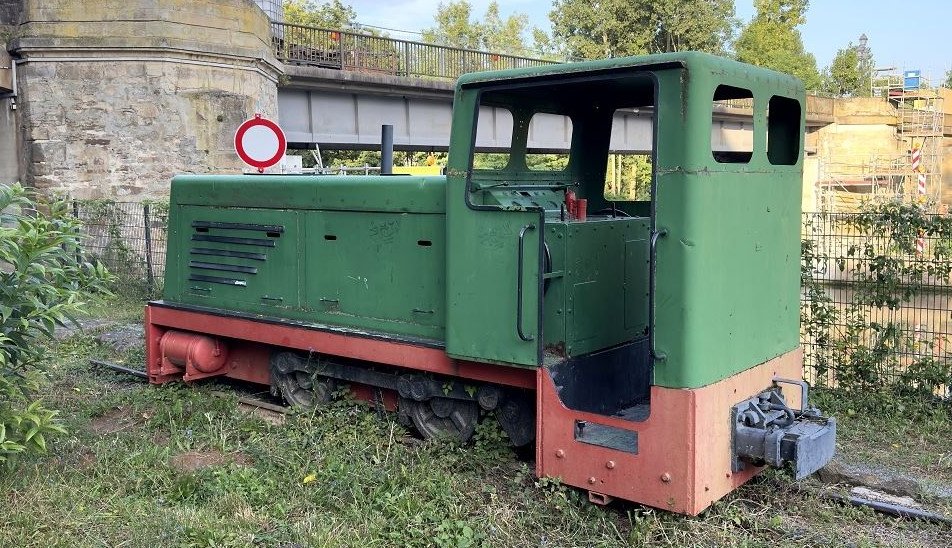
[399,396,479,442]
[269,351,336,410]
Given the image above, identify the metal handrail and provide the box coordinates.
[516,223,537,342]
[270,21,558,80]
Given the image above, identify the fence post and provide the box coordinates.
[143,203,155,296]
[339,31,345,70]
[72,200,83,265]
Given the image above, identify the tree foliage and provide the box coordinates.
[735,0,821,89]
[650,2,737,55]
[482,2,532,55]
[0,184,112,465]
[283,0,357,28]
[549,0,736,60]
[423,1,480,50]
[944,68,952,89]
[422,1,542,57]
[605,155,652,201]
[822,42,873,97]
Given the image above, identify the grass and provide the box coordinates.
[1,296,950,547]
[812,387,952,506]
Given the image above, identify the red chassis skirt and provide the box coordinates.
[145,303,801,515]
[145,303,534,389]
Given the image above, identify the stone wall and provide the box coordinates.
[939,89,952,205]
[8,0,283,198]
[0,0,19,28]
[814,124,900,179]
[808,94,952,208]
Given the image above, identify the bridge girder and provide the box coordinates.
[278,67,756,154]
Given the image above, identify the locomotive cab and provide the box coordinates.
[446,65,672,423]
[444,53,835,512]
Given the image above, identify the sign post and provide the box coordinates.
[234,114,287,173]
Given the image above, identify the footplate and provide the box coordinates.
[732,377,836,480]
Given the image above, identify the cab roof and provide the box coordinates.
[455,51,803,94]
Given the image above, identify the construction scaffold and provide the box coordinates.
[817,70,948,212]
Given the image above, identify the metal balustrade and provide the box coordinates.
[270,21,558,80]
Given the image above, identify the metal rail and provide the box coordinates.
[796,485,952,525]
[89,359,148,379]
[271,21,557,80]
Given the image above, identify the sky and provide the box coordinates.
[344,0,950,81]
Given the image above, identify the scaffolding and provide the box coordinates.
[878,71,944,204]
[815,153,909,212]
[817,71,946,211]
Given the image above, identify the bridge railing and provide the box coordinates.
[271,21,557,80]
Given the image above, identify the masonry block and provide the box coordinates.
[11,0,283,198]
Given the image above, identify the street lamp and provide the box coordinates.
[857,34,872,96]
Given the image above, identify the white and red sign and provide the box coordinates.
[911,146,922,171]
[234,114,286,173]
[911,143,926,254]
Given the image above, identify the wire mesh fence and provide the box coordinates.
[72,201,167,298]
[802,211,952,396]
[68,201,952,394]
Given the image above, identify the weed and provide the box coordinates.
[470,414,511,462]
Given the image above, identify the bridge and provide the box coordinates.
[0,2,838,199]
[272,22,835,154]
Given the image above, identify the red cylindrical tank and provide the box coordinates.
[159,330,229,374]
[565,190,577,220]
[577,198,587,221]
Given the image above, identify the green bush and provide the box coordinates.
[0,183,113,465]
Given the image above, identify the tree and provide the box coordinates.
[283,0,357,28]
[650,2,737,55]
[422,1,543,56]
[531,28,558,59]
[1,184,112,466]
[549,0,737,60]
[823,42,873,97]
[482,2,531,55]
[944,68,952,89]
[735,0,821,89]
[605,154,652,201]
[422,1,483,50]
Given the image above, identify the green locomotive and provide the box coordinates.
[146,52,835,514]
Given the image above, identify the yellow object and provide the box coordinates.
[302,473,317,484]
[392,165,443,176]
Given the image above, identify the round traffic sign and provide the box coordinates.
[234,114,287,172]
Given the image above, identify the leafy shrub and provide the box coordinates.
[0,183,113,465]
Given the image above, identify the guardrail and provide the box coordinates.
[270,21,557,80]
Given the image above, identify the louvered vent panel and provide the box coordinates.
[187,221,284,287]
